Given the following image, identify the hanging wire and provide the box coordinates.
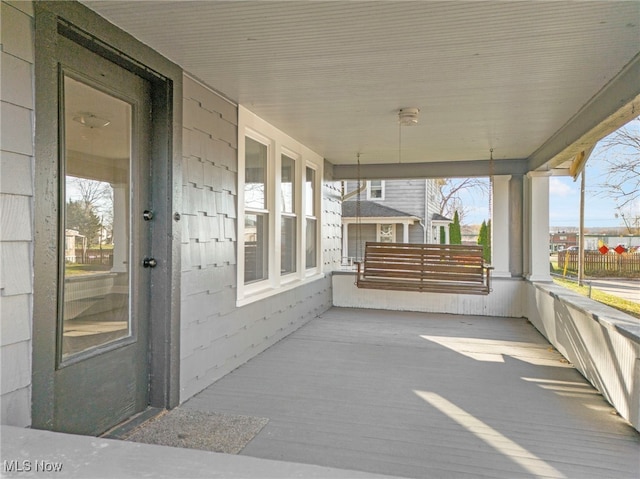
[488,148,494,221]
[488,148,495,265]
[398,121,402,164]
[355,153,363,264]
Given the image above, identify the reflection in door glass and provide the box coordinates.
[61,76,132,359]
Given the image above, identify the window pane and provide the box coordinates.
[306,218,317,269]
[244,213,269,283]
[281,216,296,275]
[281,155,295,213]
[370,180,383,199]
[245,137,267,209]
[61,75,131,358]
[305,167,315,217]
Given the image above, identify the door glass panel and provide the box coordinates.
[61,75,132,359]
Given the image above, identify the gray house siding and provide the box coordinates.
[179,76,333,401]
[380,179,426,219]
[0,0,34,427]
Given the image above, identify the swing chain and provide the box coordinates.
[355,153,362,264]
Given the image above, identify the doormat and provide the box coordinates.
[123,408,269,454]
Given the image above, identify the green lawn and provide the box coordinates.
[553,277,640,319]
[65,264,112,276]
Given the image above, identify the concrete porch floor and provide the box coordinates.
[3,307,639,478]
[184,307,639,479]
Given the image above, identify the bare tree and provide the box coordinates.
[67,177,114,243]
[69,177,111,211]
[594,117,640,213]
[438,178,489,223]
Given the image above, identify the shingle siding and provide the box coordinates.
[179,76,332,402]
[322,162,342,272]
[0,0,34,427]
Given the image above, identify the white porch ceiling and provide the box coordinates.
[80,1,640,173]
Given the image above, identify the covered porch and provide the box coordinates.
[4,306,638,478]
[2,2,640,473]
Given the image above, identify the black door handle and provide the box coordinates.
[143,257,157,268]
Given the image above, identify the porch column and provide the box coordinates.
[444,225,450,245]
[402,223,409,243]
[111,183,128,273]
[491,175,511,277]
[526,172,552,282]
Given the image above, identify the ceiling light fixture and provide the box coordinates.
[73,113,111,129]
[398,107,420,126]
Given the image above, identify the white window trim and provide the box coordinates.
[366,180,385,200]
[237,106,324,306]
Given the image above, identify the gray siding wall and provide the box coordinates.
[0,0,34,427]
[180,76,332,401]
[380,179,426,218]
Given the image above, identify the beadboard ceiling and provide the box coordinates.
[80,1,640,171]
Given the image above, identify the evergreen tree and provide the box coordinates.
[477,220,492,263]
[450,210,462,245]
[439,225,446,244]
[477,220,487,258]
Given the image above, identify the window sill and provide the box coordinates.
[236,272,326,307]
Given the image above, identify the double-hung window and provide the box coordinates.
[280,154,296,276]
[367,180,385,200]
[244,137,269,283]
[305,167,317,269]
[238,106,323,304]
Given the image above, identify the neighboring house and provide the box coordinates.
[341,179,450,260]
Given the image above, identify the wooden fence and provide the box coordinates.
[69,249,113,265]
[558,251,640,275]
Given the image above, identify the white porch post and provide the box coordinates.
[492,175,511,277]
[444,225,450,245]
[526,172,552,282]
[111,183,128,273]
[402,223,409,243]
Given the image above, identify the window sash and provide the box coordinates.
[367,180,384,200]
[244,212,269,284]
[281,154,295,214]
[305,218,317,269]
[281,214,297,275]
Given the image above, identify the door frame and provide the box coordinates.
[32,1,182,431]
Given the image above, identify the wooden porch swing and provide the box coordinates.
[352,146,494,296]
[355,242,493,295]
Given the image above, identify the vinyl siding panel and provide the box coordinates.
[179,75,332,402]
[380,179,426,219]
[0,0,34,428]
